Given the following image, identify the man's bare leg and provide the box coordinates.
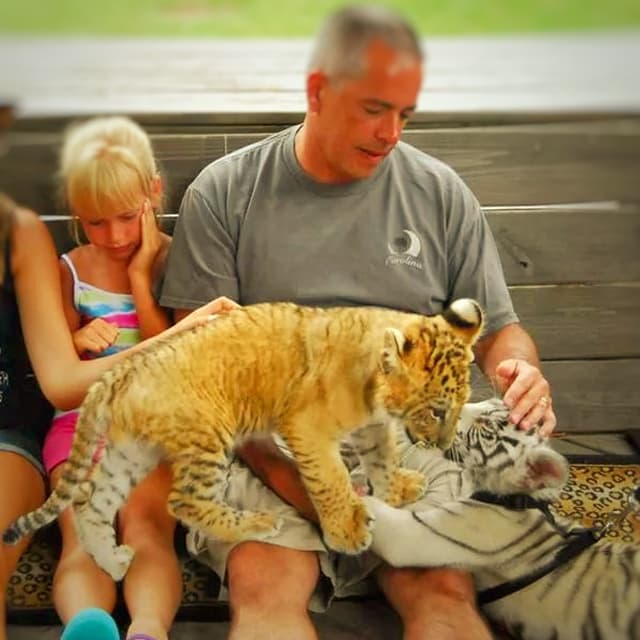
[378,565,493,640]
[227,541,320,640]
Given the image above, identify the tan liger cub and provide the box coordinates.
[4,299,483,581]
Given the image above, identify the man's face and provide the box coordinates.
[308,40,422,183]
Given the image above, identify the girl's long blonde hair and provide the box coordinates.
[59,116,163,244]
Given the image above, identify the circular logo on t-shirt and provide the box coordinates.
[388,229,421,258]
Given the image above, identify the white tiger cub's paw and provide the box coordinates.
[321,498,375,555]
[386,468,428,507]
[99,544,134,582]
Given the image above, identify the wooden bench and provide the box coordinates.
[3,113,639,445]
[1,35,639,635]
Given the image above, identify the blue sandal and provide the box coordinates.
[61,607,119,640]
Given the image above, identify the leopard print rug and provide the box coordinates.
[7,464,640,621]
[556,464,640,543]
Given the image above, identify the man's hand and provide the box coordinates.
[495,358,556,436]
[73,318,119,355]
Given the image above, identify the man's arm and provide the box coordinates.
[474,322,556,435]
[441,175,556,434]
[160,185,240,310]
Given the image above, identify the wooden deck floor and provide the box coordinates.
[1,31,639,124]
[8,601,403,640]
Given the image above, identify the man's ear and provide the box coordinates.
[150,174,163,208]
[307,71,326,114]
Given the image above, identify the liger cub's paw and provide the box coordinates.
[387,468,427,507]
[438,424,458,451]
[322,499,374,555]
[101,543,134,582]
[206,510,283,544]
[242,510,283,541]
[72,480,95,507]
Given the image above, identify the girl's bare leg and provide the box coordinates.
[50,464,117,621]
[119,464,181,640]
[0,452,45,640]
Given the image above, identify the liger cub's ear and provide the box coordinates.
[442,298,484,345]
[381,327,406,374]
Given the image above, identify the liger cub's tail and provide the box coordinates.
[2,376,113,544]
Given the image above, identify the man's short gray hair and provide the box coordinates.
[307,5,424,79]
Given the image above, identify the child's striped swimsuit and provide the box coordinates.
[42,253,141,473]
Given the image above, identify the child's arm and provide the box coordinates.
[14,209,115,408]
[14,208,234,410]
[128,202,171,339]
[60,255,119,355]
[59,257,81,332]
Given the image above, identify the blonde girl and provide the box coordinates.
[0,113,236,640]
[41,116,177,640]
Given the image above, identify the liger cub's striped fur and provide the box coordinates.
[366,399,640,640]
[4,299,483,581]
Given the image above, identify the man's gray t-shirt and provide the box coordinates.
[160,126,517,335]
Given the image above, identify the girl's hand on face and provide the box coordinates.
[73,318,119,355]
[128,199,161,281]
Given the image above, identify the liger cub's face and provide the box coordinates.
[379,299,484,449]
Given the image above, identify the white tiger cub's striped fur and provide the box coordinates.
[365,399,640,640]
[4,300,483,581]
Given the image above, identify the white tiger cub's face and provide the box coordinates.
[376,299,484,449]
[446,398,569,501]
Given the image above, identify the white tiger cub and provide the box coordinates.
[365,398,640,640]
[4,299,483,581]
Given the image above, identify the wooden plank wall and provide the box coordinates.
[1,116,639,432]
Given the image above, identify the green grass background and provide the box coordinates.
[1,0,639,36]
